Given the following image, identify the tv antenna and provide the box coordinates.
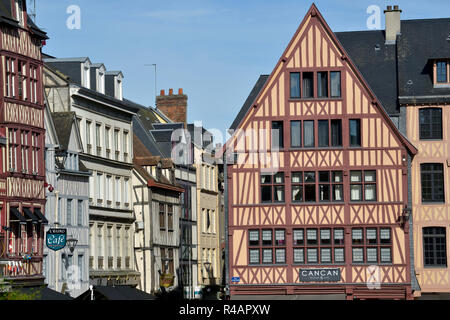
[27,0,37,23]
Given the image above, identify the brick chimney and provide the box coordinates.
[156,88,187,126]
[384,5,402,45]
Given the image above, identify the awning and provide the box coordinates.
[23,208,39,224]
[10,207,26,225]
[77,285,157,300]
[33,208,49,225]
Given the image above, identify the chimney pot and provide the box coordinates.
[169,88,173,95]
[393,5,399,10]
[387,5,392,11]
[178,88,183,95]
[160,89,165,96]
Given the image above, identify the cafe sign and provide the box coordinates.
[299,268,341,282]
[159,274,175,288]
[46,228,67,251]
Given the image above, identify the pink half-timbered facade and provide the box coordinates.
[226,4,418,300]
[0,0,48,287]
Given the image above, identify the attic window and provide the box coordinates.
[14,0,24,27]
[435,60,449,84]
[374,44,381,51]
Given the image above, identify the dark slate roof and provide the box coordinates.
[337,18,450,110]
[51,112,76,150]
[132,115,164,157]
[396,18,450,102]
[18,286,73,300]
[0,0,47,39]
[77,285,157,300]
[230,75,269,130]
[335,30,399,115]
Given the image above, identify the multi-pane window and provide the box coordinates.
[167,204,173,231]
[352,227,392,263]
[77,200,83,226]
[9,129,18,171]
[105,126,111,158]
[96,124,102,156]
[302,72,314,98]
[290,72,301,98]
[271,121,284,149]
[350,170,377,201]
[419,108,442,140]
[159,203,165,229]
[67,199,72,226]
[123,131,129,161]
[249,229,286,264]
[115,177,121,205]
[290,71,341,99]
[261,172,285,203]
[292,171,343,202]
[291,120,302,148]
[85,121,92,153]
[20,130,29,173]
[423,227,447,267]
[303,120,314,147]
[349,119,361,147]
[31,133,40,174]
[293,228,345,264]
[436,61,448,83]
[317,72,328,98]
[330,71,341,97]
[5,57,16,98]
[317,120,343,148]
[18,60,27,100]
[114,129,120,160]
[30,65,38,103]
[421,163,444,202]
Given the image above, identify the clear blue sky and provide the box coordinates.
[34,0,449,136]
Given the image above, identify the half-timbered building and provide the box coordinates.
[226,4,418,300]
[336,6,450,299]
[0,0,48,287]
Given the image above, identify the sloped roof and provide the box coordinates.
[50,112,76,150]
[229,75,269,130]
[227,3,417,155]
[0,0,47,39]
[77,285,156,300]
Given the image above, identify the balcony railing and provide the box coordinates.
[89,256,93,269]
[125,256,130,269]
[108,256,113,269]
[117,257,121,269]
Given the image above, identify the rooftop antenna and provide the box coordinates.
[27,0,37,23]
[144,64,157,109]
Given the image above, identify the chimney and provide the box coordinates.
[156,88,187,126]
[384,5,402,45]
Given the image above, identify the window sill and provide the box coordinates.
[249,264,288,267]
[421,201,446,205]
[418,138,443,141]
[422,265,448,269]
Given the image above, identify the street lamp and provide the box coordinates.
[66,238,78,253]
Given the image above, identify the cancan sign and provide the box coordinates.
[299,268,341,282]
[46,229,67,251]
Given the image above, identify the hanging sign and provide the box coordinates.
[46,228,67,251]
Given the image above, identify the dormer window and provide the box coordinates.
[98,71,105,94]
[115,78,123,100]
[434,60,449,85]
[14,0,24,27]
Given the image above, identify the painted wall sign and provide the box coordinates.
[299,268,341,282]
[231,277,240,283]
[46,228,67,251]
